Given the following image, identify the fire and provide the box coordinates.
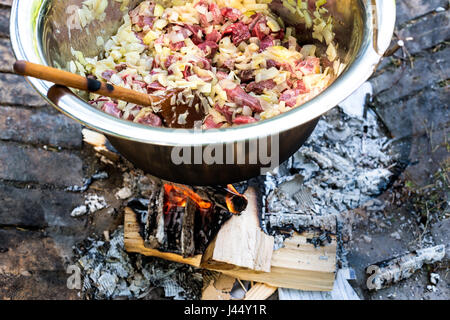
[164,184,212,213]
[225,184,247,214]
[163,183,247,215]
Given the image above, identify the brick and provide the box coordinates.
[0,7,9,38]
[398,10,450,55]
[396,0,448,26]
[0,37,14,72]
[0,142,83,186]
[0,106,82,149]
[0,73,47,106]
[0,184,84,229]
[371,47,449,103]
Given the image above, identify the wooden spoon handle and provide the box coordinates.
[13,60,165,106]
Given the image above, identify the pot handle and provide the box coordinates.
[47,84,77,110]
[372,0,396,56]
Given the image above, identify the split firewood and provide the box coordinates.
[244,283,277,300]
[82,128,120,162]
[124,206,337,291]
[201,187,274,272]
[366,244,446,291]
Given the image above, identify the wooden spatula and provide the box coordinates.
[14,60,206,128]
[13,60,173,107]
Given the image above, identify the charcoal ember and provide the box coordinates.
[307,232,333,247]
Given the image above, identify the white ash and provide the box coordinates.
[430,273,440,285]
[76,227,202,300]
[70,194,108,217]
[427,285,437,292]
[264,83,398,231]
[85,194,108,213]
[390,231,402,240]
[71,205,88,217]
[115,187,133,200]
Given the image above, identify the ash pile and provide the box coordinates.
[74,227,203,299]
[262,83,400,251]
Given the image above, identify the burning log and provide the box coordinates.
[198,184,248,214]
[142,182,247,257]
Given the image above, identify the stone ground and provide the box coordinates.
[0,0,448,300]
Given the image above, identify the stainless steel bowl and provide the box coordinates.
[10,0,395,185]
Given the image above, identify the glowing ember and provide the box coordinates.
[164,184,212,213]
[163,184,247,215]
[225,184,248,214]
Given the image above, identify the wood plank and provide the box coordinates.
[201,187,274,272]
[244,283,278,300]
[124,208,336,291]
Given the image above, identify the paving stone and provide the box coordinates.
[402,129,449,186]
[0,106,82,149]
[0,73,48,106]
[0,38,14,72]
[398,10,450,55]
[371,47,449,104]
[0,184,84,229]
[0,229,65,273]
[396,0,449,26]
[0,7,9,38]
[0,271,79,300]
[374,85,449,140]
[0,142,83,186]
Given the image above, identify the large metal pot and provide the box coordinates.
[10,0,395,185]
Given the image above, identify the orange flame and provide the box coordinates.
[225,184,247,214]
[164,184,212,213]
